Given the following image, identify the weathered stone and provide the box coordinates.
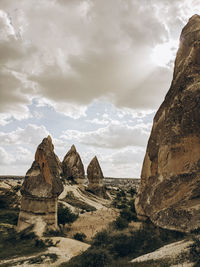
[17,136,63,235]
[62,145,85,184]
[87,156,108,198]
[135,15,200,232]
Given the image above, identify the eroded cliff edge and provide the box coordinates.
[135,15,200,232]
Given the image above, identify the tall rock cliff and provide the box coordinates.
[135,15,200,232]
[17,136,63,235]
[62,145,85,184]
[87,156,109,199]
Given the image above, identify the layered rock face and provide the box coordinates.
[135,15,200,232]
[62,145,85,184]
[87,156,108,198]
[17,136,63,235]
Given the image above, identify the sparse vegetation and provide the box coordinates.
[0,226,49,260]
[61,219,186,267]
[73,232,87,242]
[112,192,138,230]
[0,187,20,226]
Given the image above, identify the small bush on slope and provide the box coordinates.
[73,232,86,242]
[58,203,78,227]
[189,237,200,266]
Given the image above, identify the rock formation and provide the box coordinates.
[17,136,63,235]
[87,156,108,198]
[62,145,85,184]
[135,15,200,232]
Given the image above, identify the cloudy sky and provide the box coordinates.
[0,0,199,177]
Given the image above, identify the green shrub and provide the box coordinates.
[27,253,58,264]
[114,217,129,230]
[58,204,78,227]
[0,209,19,225]
[61,248,112,267]
[189,238,200,266]
[191,227,200,234]
[92,230,111,247]
[120,208,137,222]
[73,232,86,242]
[44,229,64,237]
[128,188,137,197]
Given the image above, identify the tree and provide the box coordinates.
[57,204,78,228]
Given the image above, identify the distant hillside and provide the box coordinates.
[104,177,140,190]
[0,176,140,190]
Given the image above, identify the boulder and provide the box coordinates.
[62,145,85,184]
[17,136,63,235]
[87,156,108,198]
[135,15,200,232]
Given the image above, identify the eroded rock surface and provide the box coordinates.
[135,15,200,232]
[17,136,63,235]
[87,156,108,198]
[62,145,85,184]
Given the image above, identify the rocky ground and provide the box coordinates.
[0,178,199,267]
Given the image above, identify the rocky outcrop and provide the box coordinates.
[62,145,85,184]
[87,156,108,198]
[17,136,63,235]
[135,15,200,232]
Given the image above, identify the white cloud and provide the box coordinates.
[0,124,49,146]
[0,0,186,118]
[0,146,14,165]
[61,121,151,149]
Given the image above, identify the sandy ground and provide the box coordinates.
[66,207,119,240]
[0,237,90,267]
[131,239,194,266]
[46,237,90,266]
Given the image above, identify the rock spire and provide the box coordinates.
[62,144,85,184]
[135,15,200,232]
[87,156,108,198]
[17,136,63,235]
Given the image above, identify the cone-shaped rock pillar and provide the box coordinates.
[87,156,108,198]
[62,145,85,184]
[135,15,200,232]
[17,136,63,235]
